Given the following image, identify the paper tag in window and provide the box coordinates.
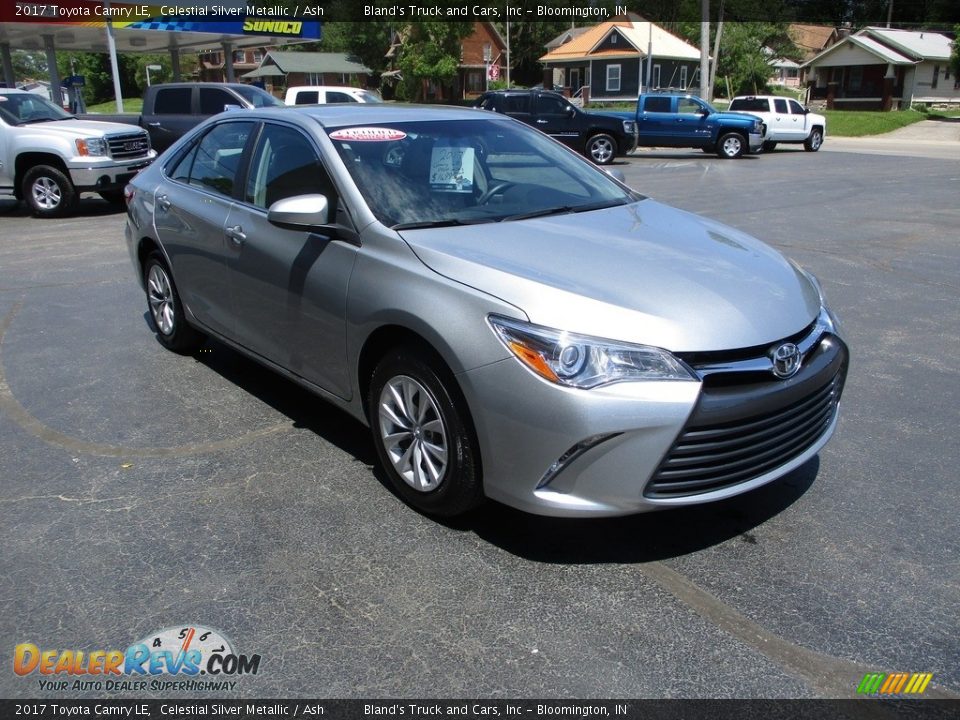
[328,127,406,142]
[430,144,474,194]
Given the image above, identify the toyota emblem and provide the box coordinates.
[770,342,802,378]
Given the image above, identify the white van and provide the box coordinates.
[284,86,383,106]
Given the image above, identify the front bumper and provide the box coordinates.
[67,152,156,192]
[748,131,765,153]
[458,322,847,517]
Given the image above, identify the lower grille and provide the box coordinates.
[646,337,847,498]
[107,132,151,160]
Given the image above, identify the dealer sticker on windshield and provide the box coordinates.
[328,127,407,142]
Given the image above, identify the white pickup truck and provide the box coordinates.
[729,95,826,152]
[0,88,156,217]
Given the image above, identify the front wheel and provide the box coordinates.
[804,128,823,152]
[762,141,778,152]
[22,165,78,218]
[585,133,617,165]
[716,132,745,159]
[369,347,483,517]
[143,252,204,353]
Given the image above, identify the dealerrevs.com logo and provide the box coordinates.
[14,624,261,692]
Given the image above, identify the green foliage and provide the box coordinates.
[821,109,930,136]
[397,21,474,101]
[316,22,395,75]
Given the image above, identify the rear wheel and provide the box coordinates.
[585,134,617,165]
[22,165,78,218]
[369,346,483,517]
[716,132,745,159]
[143,252,204,353]
[804,128,823,152]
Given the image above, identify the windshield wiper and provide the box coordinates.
[392,217,494,231]
[502,199,628,223]
[20,117,62,124]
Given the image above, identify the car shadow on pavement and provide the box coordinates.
[175,332,379,466]
[171,330,817,563]
[454,459,819,564]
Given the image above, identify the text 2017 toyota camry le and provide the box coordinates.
[124,104,847,518]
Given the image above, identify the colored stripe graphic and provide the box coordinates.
[857,672,933,695]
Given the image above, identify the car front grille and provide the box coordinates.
[646,333,847,498]
[107,132,151,160]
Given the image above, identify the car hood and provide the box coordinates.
[398,200,820,352]
[16,119,144,138]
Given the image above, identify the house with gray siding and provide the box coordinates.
[539,14,702,102]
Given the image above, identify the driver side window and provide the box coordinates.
[244,123,337,214]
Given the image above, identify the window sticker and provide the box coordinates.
[328,127,407,142]
[430,143,474,193]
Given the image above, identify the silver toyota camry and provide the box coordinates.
[124,104,847,518]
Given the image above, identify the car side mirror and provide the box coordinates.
[268,194,329,228]
[566,105,576,117]
[699,107,711,116]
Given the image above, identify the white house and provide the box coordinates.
[803,27,958,110]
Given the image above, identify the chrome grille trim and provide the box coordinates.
[106,132,151,160]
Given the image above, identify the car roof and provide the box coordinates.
[0,88,29,95]
[247,103,492,128]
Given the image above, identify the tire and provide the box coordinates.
[804,128,823,152]
[762,141,778,152]
[143,252,204,353]
[716,132,745,159]
[22,165,78,218]
[585,133,617,165]
[98,190,126,209]
[369,346,484,517]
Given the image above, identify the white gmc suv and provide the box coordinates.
[0,88,156,217]
[729,95,826,152]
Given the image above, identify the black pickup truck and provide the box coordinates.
[80,83,283,153]
[474,89,637,165]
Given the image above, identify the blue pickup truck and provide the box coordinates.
[608,93,767,159]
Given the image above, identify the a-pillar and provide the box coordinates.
[43,35,64,107]
[1,42,15,88]
[222,42,235,82]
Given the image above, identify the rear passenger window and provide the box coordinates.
[643,97,672,112]
[178,121,254,197]
[154,88,192,115]
[729,98,768,112]
[503,95,531,114]
[295,91,319,105]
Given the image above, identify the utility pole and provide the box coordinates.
[700,0,709,97]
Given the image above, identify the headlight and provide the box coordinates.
[75,137,108,157]
[488,315,695,389]
[623,120,637,135]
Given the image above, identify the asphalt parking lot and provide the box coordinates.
[1,138,958,700]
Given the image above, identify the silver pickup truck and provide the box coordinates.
[0,88,156,217]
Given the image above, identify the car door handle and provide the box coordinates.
[156,194,171,211]
[536,119,548,124]
[226,225,246,245]
[147,122,162,127]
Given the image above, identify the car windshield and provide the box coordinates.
[0,92,74,125]
[233,85,284,108]
[325,118,639,229]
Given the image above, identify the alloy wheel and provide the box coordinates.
[378,375,448,492]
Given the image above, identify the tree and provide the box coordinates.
[953,24,960,80]
[395,21,474,101]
